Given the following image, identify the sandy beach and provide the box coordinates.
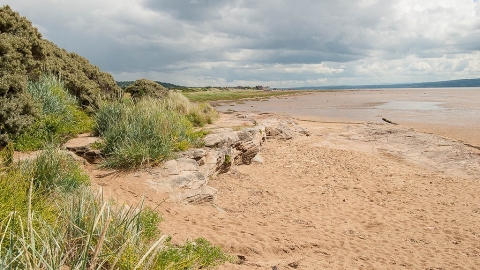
[89,89,480,269]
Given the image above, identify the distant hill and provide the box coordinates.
[293,78,480,90]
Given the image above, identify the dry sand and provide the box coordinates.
[88,111,480,269]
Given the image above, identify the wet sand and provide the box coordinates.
[216,88,480,146]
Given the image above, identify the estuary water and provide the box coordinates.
[216,88,480,146]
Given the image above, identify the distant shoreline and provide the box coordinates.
[215,88,480,147]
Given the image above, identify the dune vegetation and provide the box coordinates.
[0,78,226,269]
[0,5,229,269]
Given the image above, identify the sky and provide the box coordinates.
[2,0,480,87]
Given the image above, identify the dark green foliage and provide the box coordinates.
[0,5,121,145]
[118,80,184,90]
[0,92,38,146]
[124,79,168,99]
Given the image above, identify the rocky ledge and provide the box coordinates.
[63,113,310,204]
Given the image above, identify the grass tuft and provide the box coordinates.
[14,74,93,151]
[94,97,204,169]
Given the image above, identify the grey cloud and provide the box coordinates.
[2,0,480,86]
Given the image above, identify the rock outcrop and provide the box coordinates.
[64,113,310,204]
[62,134,104,164]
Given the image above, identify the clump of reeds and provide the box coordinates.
[166,91,218,127]
[94,97,205,169]
[14,74,93,151]
[0,148,231,269]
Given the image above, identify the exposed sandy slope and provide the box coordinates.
[87,114,480,269]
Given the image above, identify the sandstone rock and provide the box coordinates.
[179,186,217,204]
[162,160,180,175]
[63,135,103,163]
[177,148,207,160]
[176,158,199,171]
[252,154,264,164]
[150,171,206,190]
[234,140,260,165]
[169,171,206,189]
[204,132,240,147]
[210,127,234,133]
[265,123,293,140]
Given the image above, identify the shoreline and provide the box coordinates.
[215,88,480,147]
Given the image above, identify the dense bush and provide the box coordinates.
[0,5,121,146]
[124,79,168,99]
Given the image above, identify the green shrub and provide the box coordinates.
[0,146,87,237]
[13,75,93,151]
[188,102,218,127]
[0,5,121,145]
[125,79,168,100]
[153,238,232,269]
[0,166,54,228]
[94,97,203,169]
[0,92,38,147]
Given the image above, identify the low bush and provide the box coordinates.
[0,146,89,236]
[124,79,168,100]
[0,5,121,145]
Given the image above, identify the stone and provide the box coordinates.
[252,154,264,164]
[204,132,240,147]
[176,158,199,171]
[234,140,260,165]
[167,171,207,189]
[181,186,217,204]
[63,135,104,163]
[163,160,179,175]
[265,123,293,140]
[177,148,207,160]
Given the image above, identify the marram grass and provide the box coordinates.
[0,148,231,269]
[94,96,207,169]
[14,74,93,151]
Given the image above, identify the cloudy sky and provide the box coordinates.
[3,0,480,87]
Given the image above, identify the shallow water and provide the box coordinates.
[216,88,480,146]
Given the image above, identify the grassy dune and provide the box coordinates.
[0,75,230,269]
